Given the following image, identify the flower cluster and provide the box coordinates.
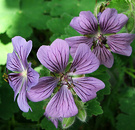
[6,8,135,128]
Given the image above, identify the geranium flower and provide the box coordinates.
[65,8,135,68]
[27,39,105,128]
[6,36,39,112]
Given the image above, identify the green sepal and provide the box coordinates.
[75,98,86,122]
[62,116,75,129]
[77,108,87,122]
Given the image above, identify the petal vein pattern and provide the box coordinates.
[73,77,105,102]
[70,43,99,74]
[37,39,69,73]
[45,85,78,118]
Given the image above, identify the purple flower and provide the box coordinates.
[27,39,105,127]
[65,8,135,68]
[6,36,39,112]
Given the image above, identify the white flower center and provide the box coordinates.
[21,69,27,78]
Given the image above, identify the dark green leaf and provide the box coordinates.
[116,88,135,130]
[0,84,19,120]
[86,99,103,117]
[40,118,57,130]
[22,101,45,121]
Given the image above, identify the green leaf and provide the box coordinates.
[125,11,135,33]
[86,99,103,117]
[0,42,13,65]
[62,116,75,129]
[39,66,50,77]
[0,0,50,38]
[47,13,72,42]
[48,0,96,17]
[0,84,19,120]
[108,0,129,13]
[22,101,45,121]
[64,25,81,37]
[40,118,57,130]
[116,88,135,130]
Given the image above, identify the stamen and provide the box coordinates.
[3,73,8,83]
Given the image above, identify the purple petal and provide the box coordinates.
[107,33,135,56]
[27,63,39,91]
[97,12,102,22]
[99,8,128,34]
[17,80,31,112]
[93,46,114,68]
[45,85,78,118]
[70,43,99,75]
[37,39,69,73]
[73,77,105,102]
[27,77,58,102]
[65,36,93,57]
[12,36,32,69]
[6,51,23,72]
[70,11,98,35]
[8,73,23,100]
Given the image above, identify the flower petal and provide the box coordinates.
[70,11,98,35]
[93,46,114,68]
[45,85,78,118]
[8,73,23,100]
[12,36,32,69]
[17,80,31,112]
[73,77,105,102]
[27,63,39,91]
[6,51,23,72]
[107,33,135,56]
[70,43,99,75]
[65,36,93,57]
[27,77,58,102]
[37,39,69,73]
[99,8,128,34]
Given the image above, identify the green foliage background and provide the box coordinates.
[0,0,135,129]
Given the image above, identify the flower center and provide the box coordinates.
[60,73,73,89]
[21,69,27,78]
[86,33,109,50]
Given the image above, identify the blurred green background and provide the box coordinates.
[0,0,135,129]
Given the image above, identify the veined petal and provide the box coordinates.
[37,39,69,73]
[93,46,114,68]
[65,36,93,57]
[107,33,135,56]
[70,43,99,75]
[6,51,23,72]
[45,85,78,118]
[8,73,23,101]
[99,8,128,34]
[73,77,105,102]
[27,77,58,102]
[27,63,39,91]
[12,36,32,69]
[70,11,98,35]
[17,80,31,112]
